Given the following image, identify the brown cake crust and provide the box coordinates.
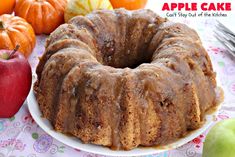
[34,8,217,150]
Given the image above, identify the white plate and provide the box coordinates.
[27,89,220,156]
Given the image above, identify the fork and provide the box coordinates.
[214,20,235,57]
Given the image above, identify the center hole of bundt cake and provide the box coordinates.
[101,42,153,69]
[107,54,152,69]
[126,56,152,69]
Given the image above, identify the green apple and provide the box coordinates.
[203,119,235,157]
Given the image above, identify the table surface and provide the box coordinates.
[0,16,235,157]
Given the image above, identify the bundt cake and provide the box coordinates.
[34,8,217,150]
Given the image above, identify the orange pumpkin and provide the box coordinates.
[110,0,148,10]
[0,0,16,15]
[15,0,67,35]
[0,14,36,57]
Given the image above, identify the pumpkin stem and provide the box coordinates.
[0,21,4,29]
[9,45,20,59]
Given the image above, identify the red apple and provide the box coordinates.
[0,46,32,118]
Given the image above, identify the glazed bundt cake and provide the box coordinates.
[34,8,217,150]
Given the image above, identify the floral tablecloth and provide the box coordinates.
[0,19,235,157]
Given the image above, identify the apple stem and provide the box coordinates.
[8,45,20,59]
[0,21,4,29]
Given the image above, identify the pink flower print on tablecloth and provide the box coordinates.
[192,138,201,145]
[22,114,35,124]
[15,139,26,151]
[217,114,230,120]
[208,46,227,57]
[33,134,53,153]
[192,134,204,149]
[211,47,220,54]
[0,139,26,151]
